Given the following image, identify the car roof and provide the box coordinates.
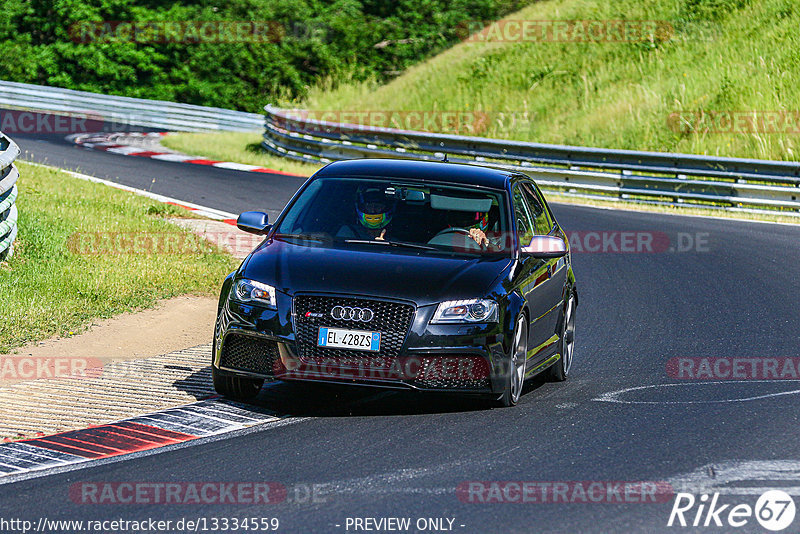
[312,158,515,189]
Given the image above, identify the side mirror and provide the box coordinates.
[521,235,567,258]
[237,211,271,235]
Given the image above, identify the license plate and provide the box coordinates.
[317,327,380,352]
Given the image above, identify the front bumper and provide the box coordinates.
[213,292,509,395]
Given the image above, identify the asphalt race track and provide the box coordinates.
[3,133,800,533]
[12,131,306,220]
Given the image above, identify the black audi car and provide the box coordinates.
[213,159,577,406]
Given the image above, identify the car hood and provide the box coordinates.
[241,239,513,306]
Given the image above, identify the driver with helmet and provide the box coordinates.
[357,188,393,240]
[335,187,395,241]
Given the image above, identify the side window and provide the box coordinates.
[512,186,535,245]
[521,182,552,235]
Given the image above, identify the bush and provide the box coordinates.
[0,0,527,112]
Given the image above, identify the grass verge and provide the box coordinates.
[160,132,321,177]
[0,161,238,353]
[302,0,800,162]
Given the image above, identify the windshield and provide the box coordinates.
[274,177,511,256]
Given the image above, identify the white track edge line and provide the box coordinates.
[20,160,236,220]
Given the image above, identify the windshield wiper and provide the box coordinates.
[344,239,437,251]
[273,233,325,241]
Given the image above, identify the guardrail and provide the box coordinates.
[0,80,262,132]
[0,131,20,261]
[263,106,800,216]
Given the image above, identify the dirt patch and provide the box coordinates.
[3,295,217,364]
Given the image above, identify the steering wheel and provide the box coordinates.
[428,227,484,250]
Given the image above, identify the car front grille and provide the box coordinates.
[219,334,280,376]
[294,295,415,369]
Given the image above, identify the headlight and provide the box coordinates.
[431,299,498,324]
[231,279,277,308]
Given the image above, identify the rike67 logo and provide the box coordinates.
[668,490,796,531]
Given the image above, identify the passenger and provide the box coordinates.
[467,201,502,248]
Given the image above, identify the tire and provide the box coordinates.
[498,313,528,407]
[546,292,576,382]
[212,366,264,401]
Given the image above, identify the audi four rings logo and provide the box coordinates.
[331,306,374,322]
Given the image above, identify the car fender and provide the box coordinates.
[218,271,236,311]
[504,290,528,354]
